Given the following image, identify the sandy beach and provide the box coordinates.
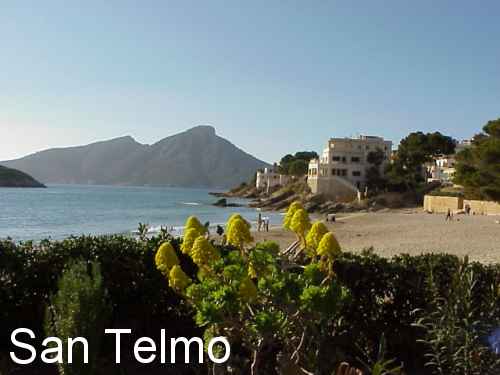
[253,209,500,263]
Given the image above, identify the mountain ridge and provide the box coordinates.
[2,126,269,188]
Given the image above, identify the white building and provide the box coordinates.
[427,139,472,184]
[308,135,392,201]
[256,168,290,191]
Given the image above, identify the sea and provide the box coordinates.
[0,184,283,242]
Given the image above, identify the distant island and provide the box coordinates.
[1,126,269,189]
[0,165,46,188]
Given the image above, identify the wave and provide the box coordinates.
[181,202,202,206]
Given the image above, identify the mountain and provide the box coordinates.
[1,126,269,188]
[0,165,46,188]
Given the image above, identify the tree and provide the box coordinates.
[454,119,500,202]
[279,151,318,175]
[366,148,387,192]
[387,131,456,192]
[288,159,309,176]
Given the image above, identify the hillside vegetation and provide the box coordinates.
[0,165,45,187]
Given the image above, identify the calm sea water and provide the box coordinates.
[0,185,283,242]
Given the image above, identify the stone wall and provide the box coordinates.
[423,195,500,215]
[423,195,463,213]
[308,176,357,202]
[464,199,500,215]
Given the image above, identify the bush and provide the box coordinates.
[45,261,110,374]
[2,237,500,374]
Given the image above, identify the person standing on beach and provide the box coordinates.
[445,208,452,222]
[257,213,263,232]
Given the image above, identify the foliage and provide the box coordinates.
[358,334,403,375]
[279,151,318,175]
[387,131,455,192]
[366,148,388,192]
[3,233,500,374]
[288,159,309,176]
[45,261,110,375]
[454,119,500,202]
[157,214,350,374]
[412,257,500,375]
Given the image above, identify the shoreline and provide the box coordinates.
[251,209,500,264]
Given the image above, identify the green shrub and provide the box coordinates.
[2,237,500,374]
[45,261,110,374]
[413,257,500,375]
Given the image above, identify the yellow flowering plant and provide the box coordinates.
[305,221,329,257]
[181,227,200,255]
[184,216,207,235]
[155,214,349,374]
[226,216,253,252]
[289,208,312,247]
[283,201,303,229]
[155,242,180,276]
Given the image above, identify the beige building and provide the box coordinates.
[308,135,392,200]
[256,168,290,191]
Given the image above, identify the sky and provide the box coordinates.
[1,1,499,163]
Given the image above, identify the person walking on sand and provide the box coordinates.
[445,208,453,222]
[257,213,263,232]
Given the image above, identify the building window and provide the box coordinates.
[341,169,347,176]
[342,156,347,163]
[332,156,341,162]
[351,157,360,163]
[331,169,336,176]
[352,171,361,177]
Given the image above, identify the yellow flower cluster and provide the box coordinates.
[181,228,200,255]
[283,201,303,229]
[317,232,342,260]
[155,242,180,275]
[226,216,253,250]
[239,277,258,303]
[168,265,191,292]
[306,221,329,255]
[289,208,311,239]
[155,242,192,293]
[185,216,207,235]
[191,236,220,267]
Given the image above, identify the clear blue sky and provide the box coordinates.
[1,1,499,163]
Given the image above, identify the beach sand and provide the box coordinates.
[252,209,500,263]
